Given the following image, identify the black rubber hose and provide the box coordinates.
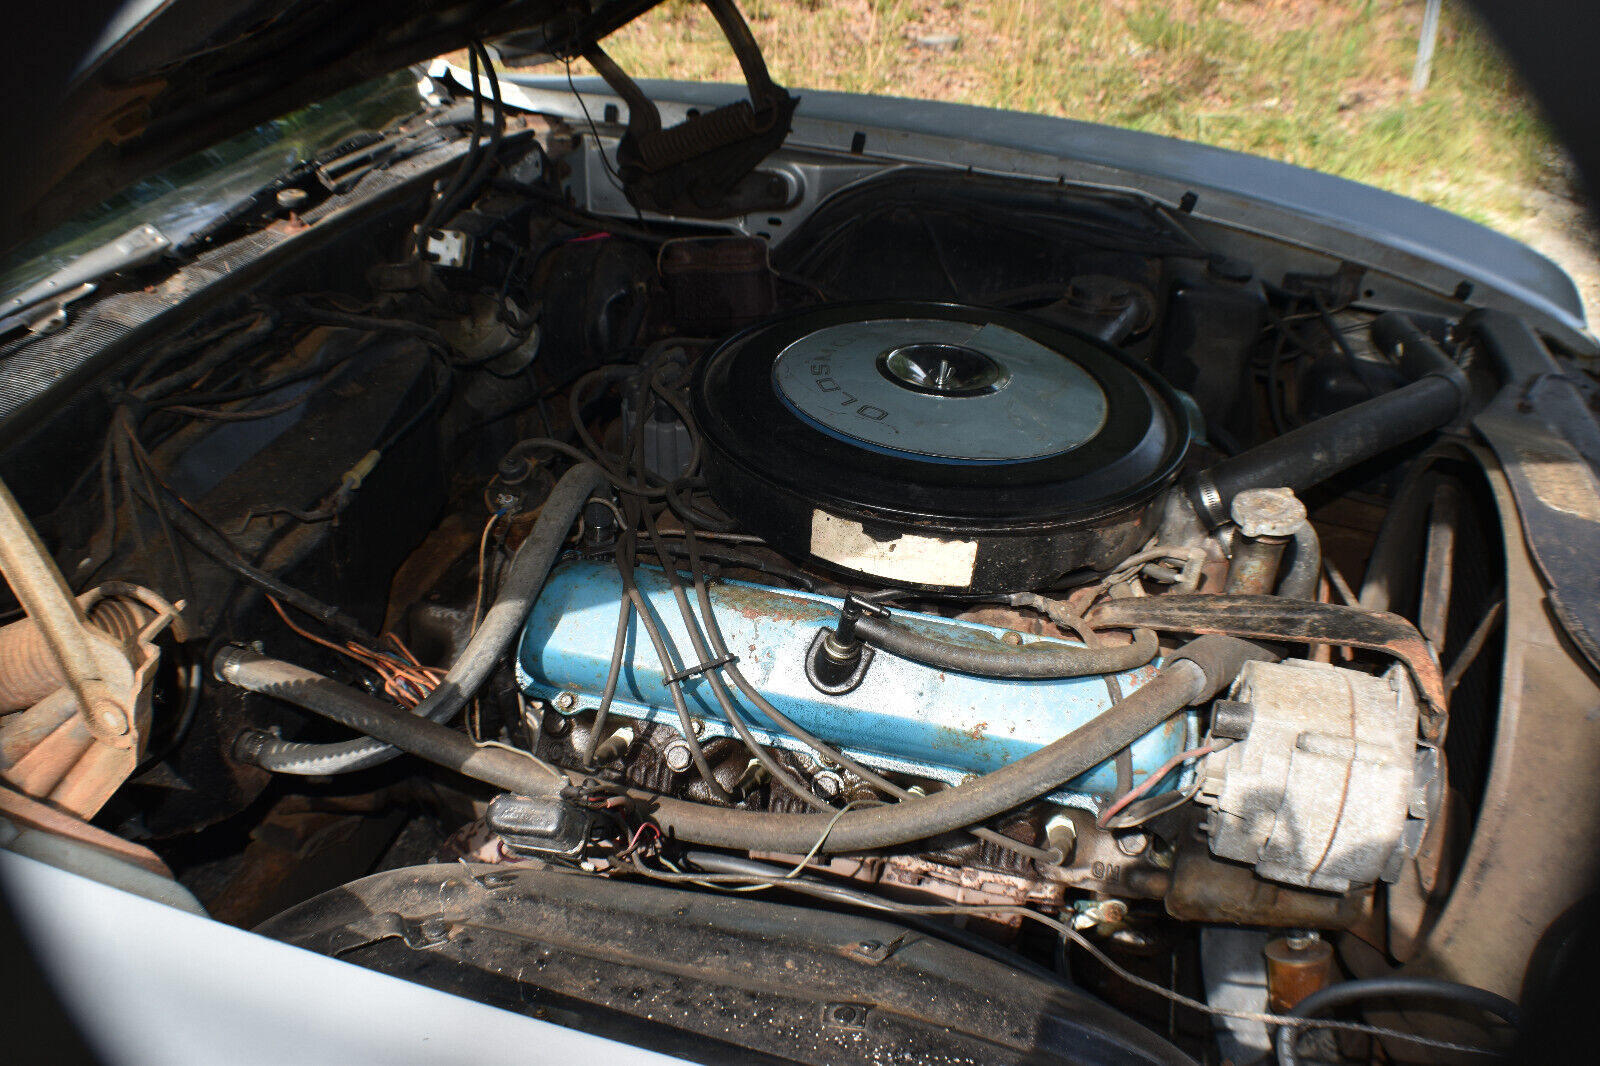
[216,647,562,794]
[217,637,1264,852]
[851,614,1159,679]
[638,635,1269,854]
[1185,312,1470,528]
[235,463,606,775]
[679,527,1059,865]
[639,657,1205,853]
[1275,975,1523,1066]
[1276,521,1322,601]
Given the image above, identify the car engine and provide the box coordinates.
[0,68,1564,1063]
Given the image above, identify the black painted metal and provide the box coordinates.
[693,301,1190,593]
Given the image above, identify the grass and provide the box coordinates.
[578,0,1560,231]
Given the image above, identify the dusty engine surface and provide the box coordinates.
[0,109,1522,1066]
[494,286,1441,943]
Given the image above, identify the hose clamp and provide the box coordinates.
[1186,471,1228,529]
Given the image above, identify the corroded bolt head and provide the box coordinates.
[1115,830,1150,857]
[91,698,129,736]
[552,691,576,712]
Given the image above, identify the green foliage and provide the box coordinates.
[595,0,1556,230]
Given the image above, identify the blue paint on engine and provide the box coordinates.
[517,559,1192,807]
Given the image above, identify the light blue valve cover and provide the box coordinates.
[517,559,1193,808]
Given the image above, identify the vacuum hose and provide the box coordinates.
[852,615,1159,678]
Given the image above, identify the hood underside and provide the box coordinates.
[4,0,660,250]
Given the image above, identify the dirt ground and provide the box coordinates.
[1500,182,1600,326]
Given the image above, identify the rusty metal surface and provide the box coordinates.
[1367,444,1600,1001]
[876,854,1066,927]
[1417,482,1461,648]
[1264,936,1334,1012]
[1041,808,1172,900]
[1225,536,1287,596]
[0,472,180,816]
[1164,814,1372,929]
[0,784,174,878]
[1474,388,1600,672]
[0,477,144,743]
[1089,592,1448,724]
[379,511,481,635]
[0,595,152,712]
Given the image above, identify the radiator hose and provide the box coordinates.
[232,463,607,775]
[218,634,1271,852]
[1184,312,1470,528]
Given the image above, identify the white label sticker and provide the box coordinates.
[809,511,977,587]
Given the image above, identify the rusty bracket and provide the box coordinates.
[1089,594,1448,732]
[0,476,180,815]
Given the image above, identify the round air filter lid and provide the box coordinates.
[771,317,1108,462]
[694,302,1189,592]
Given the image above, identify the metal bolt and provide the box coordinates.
[541,713,571,736]
[1045,814,1078,864]
[857,940,882,954]
[1000,631,1023,646]
[1071,898,1129,928]
[91,699,128,736]
[552,691,576,712]
[690,717,705,736]
[663,740,694,774]
[276,187,309,210]
[492,492,519,511]
[1115,830,1150,857]
[813,771,844,799]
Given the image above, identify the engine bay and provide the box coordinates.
[0,72,1565,1063]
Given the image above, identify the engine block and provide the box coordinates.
[518,560,1193,807]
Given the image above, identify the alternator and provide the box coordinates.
[1195,659,1436,893]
